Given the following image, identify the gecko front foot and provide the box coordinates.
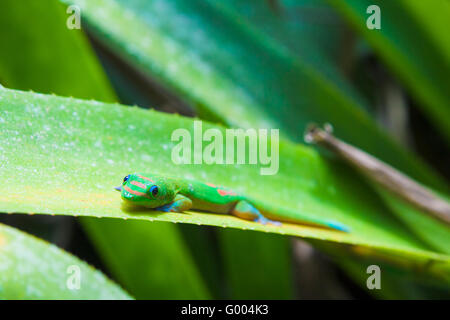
[155,194,193,213]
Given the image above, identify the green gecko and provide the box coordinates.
[115,173,349,232]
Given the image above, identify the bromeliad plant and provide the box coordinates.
[0,0,448,299]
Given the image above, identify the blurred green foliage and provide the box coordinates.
[0,0,448,299]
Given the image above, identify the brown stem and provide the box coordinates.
[305,124,450,225]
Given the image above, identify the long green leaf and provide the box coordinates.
[0,223,131,299]
[1,87,449,282]
[59,0,450,253]
[0,0,209,299]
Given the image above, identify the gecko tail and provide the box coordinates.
[326,221,350,233]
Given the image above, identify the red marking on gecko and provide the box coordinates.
[206,183,217,188]
[124,185,150,198]
[217,189,236,196]
[130,180,147,189]
[138,175,154,183]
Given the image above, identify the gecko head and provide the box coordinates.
[115,173,175,208]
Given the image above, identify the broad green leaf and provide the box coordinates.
[1,87,449,283]
[0,0,290,299]
[0,0,209,299]
[60,0,449,253]
[330,0,450,142]
[0,223,131,299]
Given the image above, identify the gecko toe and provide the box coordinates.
[254,216,282,226]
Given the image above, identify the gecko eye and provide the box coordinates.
[123,175,130,184]
[149,185,159,197]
